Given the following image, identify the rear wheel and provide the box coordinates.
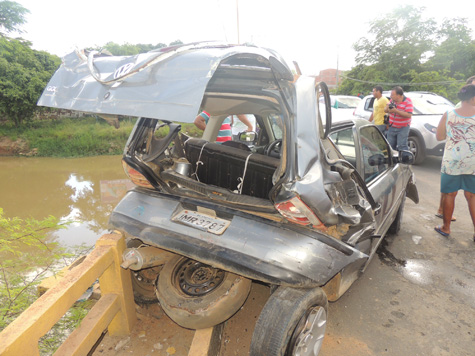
[388,193,406,235]
[250,286,328,356]
[408,135,425,165]
[156,256,251,329]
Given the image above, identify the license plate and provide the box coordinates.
[172,210,230,235]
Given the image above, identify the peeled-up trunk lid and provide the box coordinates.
[37,42,294,122]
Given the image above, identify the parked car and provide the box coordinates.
[38,43,419,356]
[353,91,454,164]
[319,95,361,122]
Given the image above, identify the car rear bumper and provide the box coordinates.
[109,189,368,287]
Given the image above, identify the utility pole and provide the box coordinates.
[336,47,339,93]
[236,0,240,44]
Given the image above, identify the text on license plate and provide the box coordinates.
[172,210,230,235]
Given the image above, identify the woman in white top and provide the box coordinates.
[435,84,475,241]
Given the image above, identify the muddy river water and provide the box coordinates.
[0,155,133,248]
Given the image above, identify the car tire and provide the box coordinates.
[156,256,251,329]
[388,193,406,235]
[126,239,160,304]
[250,286,328,356]
[408,135,425,165]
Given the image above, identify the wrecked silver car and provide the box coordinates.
[39,42,418,356]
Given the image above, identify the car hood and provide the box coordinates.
[37,42,294,123]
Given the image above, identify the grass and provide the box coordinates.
[0,116,202,157]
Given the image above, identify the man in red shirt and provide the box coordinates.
[384,86,413,152]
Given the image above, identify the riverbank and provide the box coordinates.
[0,117,201,157]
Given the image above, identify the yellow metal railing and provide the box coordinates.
[0,232,137,356]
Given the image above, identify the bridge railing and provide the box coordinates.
[0,232,137,356]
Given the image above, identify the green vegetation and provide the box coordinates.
[0,116,135,156]
[0,36,61,127]
[0,115,203,157]
[0,207,96,354]
[0,0,29,36]
[339,5,475,102]
[91,39,183,56]
[0,208,66,329]
[39,299,95,355]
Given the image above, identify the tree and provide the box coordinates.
[353,5,437,83]
[0,208,66,329]
[424,18,475,78]
[90,41,176,56]
[0,37,61,126]
[0,208,94,355]
[339,6,474,99]
[406,70,463,102]
[0,0,29,36]
[169,39,183,46]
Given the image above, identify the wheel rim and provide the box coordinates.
[291,306,327,356]
[408,138,417,157]
[174,258,225,296]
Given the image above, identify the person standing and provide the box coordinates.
[434,84,475,241]
[455,76,475,108]
[435,75,475,221]
[368,85,389,135]
[194,111,253,144]
[385,86,413,151]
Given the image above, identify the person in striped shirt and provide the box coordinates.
[384,86,413,152]
[194,111,253,144]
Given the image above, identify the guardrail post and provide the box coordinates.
[95,232,137,335]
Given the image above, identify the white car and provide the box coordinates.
[353,91,454,164]
[319,95,361,123]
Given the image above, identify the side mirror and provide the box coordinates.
[239,131,257,142]
[368,153,387,166]
[395,150,415,165]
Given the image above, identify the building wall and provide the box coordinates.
[314,69,342,88]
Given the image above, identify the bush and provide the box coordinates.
[0,208,96,354]
[0,208,67,328]
[1,115,203,157]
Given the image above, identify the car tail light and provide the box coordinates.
[122,160,154,188]
[275,196,324,228]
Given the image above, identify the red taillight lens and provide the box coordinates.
[122,160,154,188]
[275,196,324,228]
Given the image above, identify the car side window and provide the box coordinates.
[359,126,390,183]
[269,114,283,140]
[329,128,357,168]
[364,97,375,112]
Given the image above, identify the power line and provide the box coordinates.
[340,75,465,86]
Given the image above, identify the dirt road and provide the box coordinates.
[94,156,475,356]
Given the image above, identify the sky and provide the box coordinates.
[12,0,475,76]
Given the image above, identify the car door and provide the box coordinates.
[357,125,399,234]
[329,124,399,235]
[354,96,374,119]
